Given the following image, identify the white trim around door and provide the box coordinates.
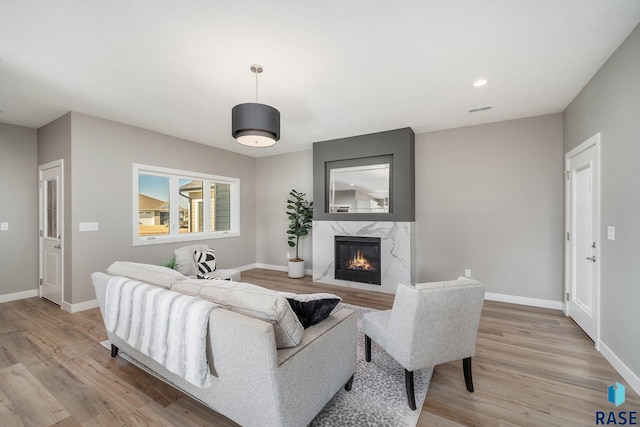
[564,133,601,348]
[38,159,65,309]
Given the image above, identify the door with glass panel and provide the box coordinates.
[39,161,63,306]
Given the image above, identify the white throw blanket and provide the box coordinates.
[105,276,216,388]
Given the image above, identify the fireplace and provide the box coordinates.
[334,236,381,285]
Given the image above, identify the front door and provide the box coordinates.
[39,160,63,306]
[565,134,600,343]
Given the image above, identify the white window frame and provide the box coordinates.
[133,163,240,246]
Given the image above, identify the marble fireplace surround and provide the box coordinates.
[312,220,415,294]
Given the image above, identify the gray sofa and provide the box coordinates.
[92,267,357,427]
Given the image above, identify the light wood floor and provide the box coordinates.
[0,269,637,426]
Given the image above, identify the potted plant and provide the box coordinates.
[286,189,313,278]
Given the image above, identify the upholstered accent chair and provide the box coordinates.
[362,277,486,410]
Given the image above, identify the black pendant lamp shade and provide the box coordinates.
[232,64,280,148]
[232,102,280,147]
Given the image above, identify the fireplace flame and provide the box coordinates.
[346,249,375,271]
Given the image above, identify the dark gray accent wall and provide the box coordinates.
[313,127,415,222]
[0,123,38,297]
[564,23,640,380]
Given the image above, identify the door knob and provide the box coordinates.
[586,256,596,262]
[54,245,61,249]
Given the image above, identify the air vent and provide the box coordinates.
[468,106,492,113]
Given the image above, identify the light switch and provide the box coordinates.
[465,269,471,278]
[607,226,615,241]
[0,222,8,231]
[79,222,99,232]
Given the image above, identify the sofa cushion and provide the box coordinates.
[194,249,217,274]
[171,280,304,348]
[106,261,188,288]
[174,244,209,276]
[282,293,342,329]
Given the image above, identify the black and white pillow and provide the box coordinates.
[194,249,217,275]
[286,293,342,329]
[196,273,231,281]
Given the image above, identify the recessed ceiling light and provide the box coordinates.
[473,79,488,87]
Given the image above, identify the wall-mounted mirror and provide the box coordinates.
[329,163,390,213]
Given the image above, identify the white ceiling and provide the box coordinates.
[1,1,639,158]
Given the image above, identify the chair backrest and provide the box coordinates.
[174,244,210,276]
[386,277,486,371]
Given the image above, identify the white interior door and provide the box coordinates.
[39,161,64,306]
[565,134,600,343]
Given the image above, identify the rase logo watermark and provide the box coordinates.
[596,382,637,425]
[610,382,626,407]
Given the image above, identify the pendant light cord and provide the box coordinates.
[255,70,259,103]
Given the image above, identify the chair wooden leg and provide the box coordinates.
[344,374,354,391]
[111,344,119,358]
[463,357,474,392]
[405,369,417,410]
[365,335,371,362]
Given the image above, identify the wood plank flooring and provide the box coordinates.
[0,268,638,426]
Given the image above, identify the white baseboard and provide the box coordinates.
[251,263,313,276]
[62,299,99,313]
[254,263,287,272]
[484,292,563,310]
[599,341,640,396]
[233,263,260,271]
[0,289,38,303]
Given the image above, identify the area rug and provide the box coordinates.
[310,303,432,426]
[101,303,432,427]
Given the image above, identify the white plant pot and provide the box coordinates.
[288,259,306,279]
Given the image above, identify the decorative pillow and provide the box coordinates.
[194,249,217,275]
[174,244,209,276]
[283,293,342,329]
[106,261,188,288]
[197,274,231,281]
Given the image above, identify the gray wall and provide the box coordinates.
[37,113,73,302]
[255,150,313,269]
[415,114,565,301]
[255,114,565,305]
[564,24,640,378]
[0,123,38,297]
[37,112,257,305]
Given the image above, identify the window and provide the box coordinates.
[133,164,240,246]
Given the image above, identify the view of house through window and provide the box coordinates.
[135,164,239,245]
[211,182,231,232]
[138,174,170,236]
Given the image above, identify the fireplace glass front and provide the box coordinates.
[334,235,381,285]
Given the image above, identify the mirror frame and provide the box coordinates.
[325,155,393,214]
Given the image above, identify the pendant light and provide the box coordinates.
[232,64,280,147]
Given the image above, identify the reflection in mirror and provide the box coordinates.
[329,163,390,213]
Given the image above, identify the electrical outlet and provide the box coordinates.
[465,269,471,278]
[286,253,291,259]
[0,222,8,231]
